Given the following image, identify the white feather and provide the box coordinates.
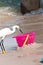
[0,25,20,39]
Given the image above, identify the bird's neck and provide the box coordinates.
[12,25,19,29]
[10,25,19,33]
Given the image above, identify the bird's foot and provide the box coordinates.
[2,50,6,54]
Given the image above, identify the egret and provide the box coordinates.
[0,25,23,54]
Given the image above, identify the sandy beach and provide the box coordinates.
[0,43,43,65]
[0,13,43,65]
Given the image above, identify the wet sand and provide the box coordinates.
[0,14,43,65]
[0,14,43,43]
[0,43,43,65]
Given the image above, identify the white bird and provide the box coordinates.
[0,25,23,54]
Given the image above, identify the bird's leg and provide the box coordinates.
[1,40,5,50]
[0,39,6,54]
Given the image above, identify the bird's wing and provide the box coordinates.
[0,28,11,37]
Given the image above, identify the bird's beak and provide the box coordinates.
[19,28,23,33]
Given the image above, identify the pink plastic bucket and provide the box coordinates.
[12,32,35,47]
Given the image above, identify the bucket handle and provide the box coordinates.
[23,34,29,45]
